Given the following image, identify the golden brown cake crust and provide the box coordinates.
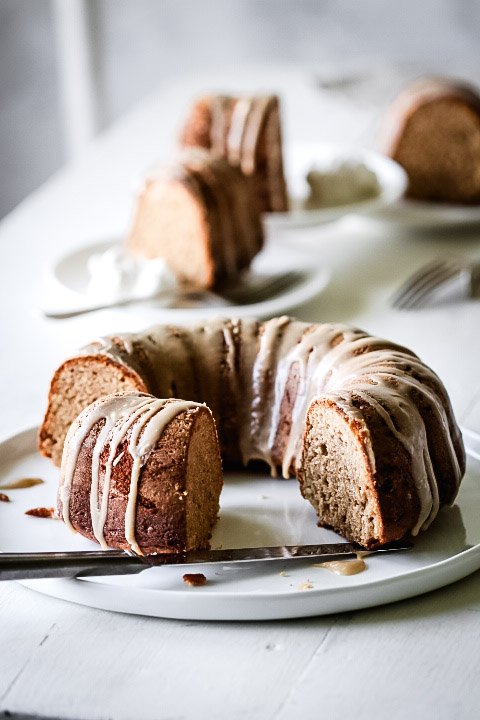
[59,397,223,554]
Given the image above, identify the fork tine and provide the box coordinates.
[392,259,462,310]
[223,271,304,305]
[397,265,462,310]
[396,263,458,310]
[392,260,448,308]
[401,266,462,309]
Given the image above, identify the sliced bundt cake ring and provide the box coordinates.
[40,317,465,549]
[59,392,223,555]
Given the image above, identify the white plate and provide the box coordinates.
[41,239,330,325]
[264,143,408,231]
[372,197,480,229]
[2,427,480,621]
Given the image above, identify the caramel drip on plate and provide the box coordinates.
[312,557,366,576]
[60,393,200,553]
[0,478,44,490]
[80,317,463,535]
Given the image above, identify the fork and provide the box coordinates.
[220,270,306,305]
[43,270,307,319]
[391,256,480,310]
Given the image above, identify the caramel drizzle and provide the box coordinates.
[81,318,463,534]
[60,393,200,553]
[312,557,366,576]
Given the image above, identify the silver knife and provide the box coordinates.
[0,541,412,581]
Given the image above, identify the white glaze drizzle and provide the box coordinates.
[206,93,286,212]
[227,97,253,167]
[214,95,274,175]
[239,96,273,176]
[210,95,230,155]
[60,393,200,553]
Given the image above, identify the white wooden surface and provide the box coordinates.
[1,67,480,719]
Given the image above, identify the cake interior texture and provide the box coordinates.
[126,151,264,289]
[395,99,480,202]
[300,400,382,547]
[299,399,421,547]
[378,78,480,203]
[126,179,214,286]
[40,357,145,467]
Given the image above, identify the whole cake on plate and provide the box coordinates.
[378,77,480,203]
[40,316,465,550]
[181,94,289,213]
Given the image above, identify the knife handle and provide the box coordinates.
[0,550,145,581]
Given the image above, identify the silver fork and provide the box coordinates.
[43,270,307,319]
[221,270,306,305]
[391,256,480,310]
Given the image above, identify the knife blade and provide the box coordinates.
[0,540,412,581]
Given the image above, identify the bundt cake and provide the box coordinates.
[39,317,465,549]
[59,392,223,554]
[180,94,289,213]
[378,78,480,203]
[126,149,264,289]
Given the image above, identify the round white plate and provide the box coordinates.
[371,197,480,229]
[1,427,480,621]
[41,239,330,325]
[264,143,408,231]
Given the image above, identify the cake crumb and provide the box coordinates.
[297,581,314,591]
[280,571,287,577]
[183,573,207,587]
[258,495,268,500]
[25,507,55,519]
[0,493,10,502]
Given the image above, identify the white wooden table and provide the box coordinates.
[1,67,480,720]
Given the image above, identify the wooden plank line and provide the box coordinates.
[38,623,57,648]
[271,614,345,720]
[0,657,31,706]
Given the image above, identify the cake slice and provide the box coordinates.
[378,78,480,203]
[298,398,419,548]
[58,392,223,554]
[126,150,264,289]
[181,94,289,213]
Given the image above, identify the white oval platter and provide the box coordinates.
[1,427,479,621]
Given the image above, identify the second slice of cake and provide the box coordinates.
[126,149,264,289]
